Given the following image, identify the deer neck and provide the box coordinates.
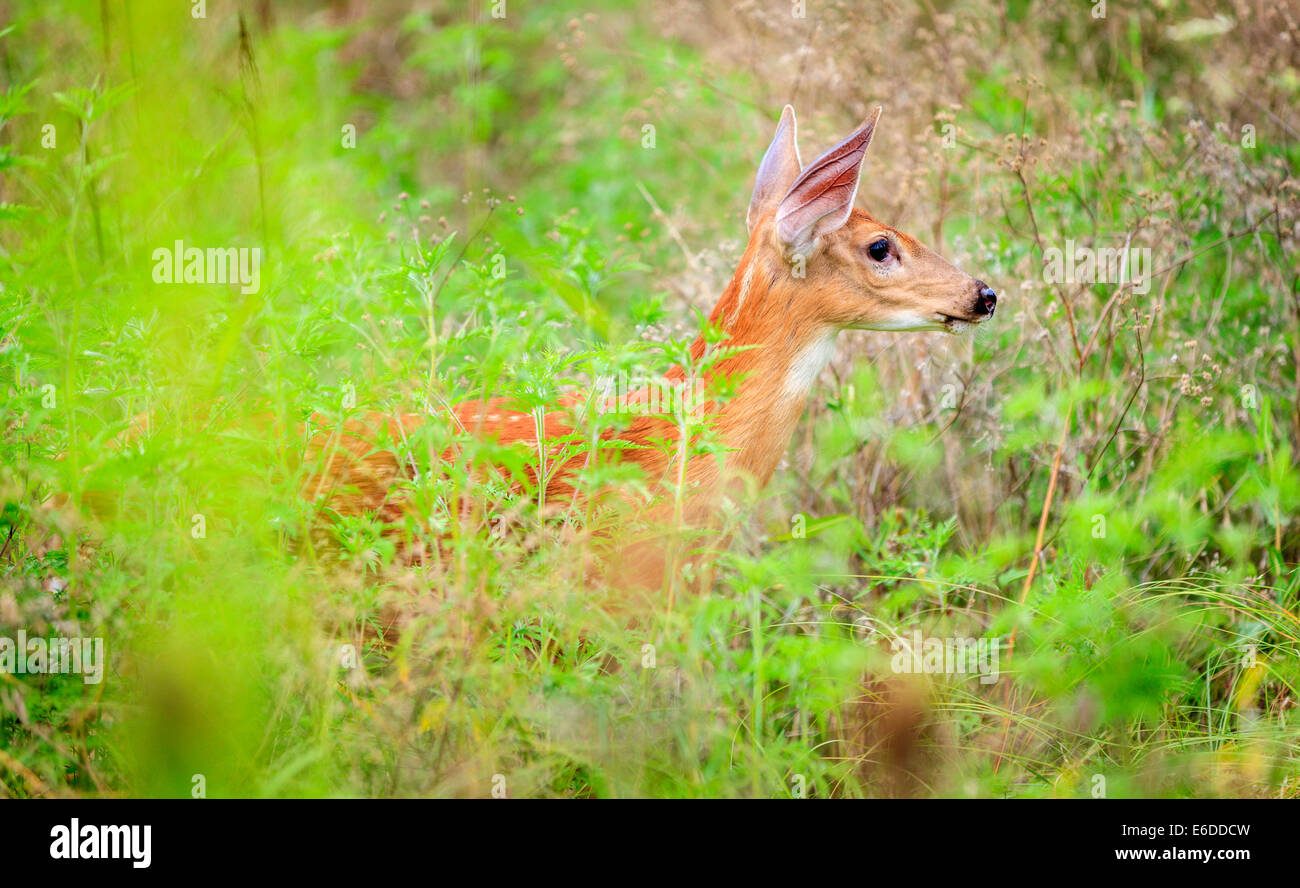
[685,243,838,488]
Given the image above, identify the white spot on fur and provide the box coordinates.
[728,260,758,328]
[858,311,948,332]
[783,331,839,400]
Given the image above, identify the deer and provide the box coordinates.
[302,105,997,599]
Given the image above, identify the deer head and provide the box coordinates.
[746,105,996,335]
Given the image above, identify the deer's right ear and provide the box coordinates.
[775,106,882,256]
[747,105,802,235]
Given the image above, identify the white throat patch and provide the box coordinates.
[782,331,839,401]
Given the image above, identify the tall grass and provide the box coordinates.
[0,0,1296,797]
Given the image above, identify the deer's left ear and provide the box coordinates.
[775,106,882,256]
[747,105,802,234]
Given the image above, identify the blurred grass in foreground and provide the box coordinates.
[0,0,1297,797]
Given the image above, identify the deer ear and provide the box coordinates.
[774,106,882,255]
[747,105,802,234]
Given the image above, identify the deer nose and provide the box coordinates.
[973,281,997,316]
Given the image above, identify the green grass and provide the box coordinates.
[1,0,1297,797]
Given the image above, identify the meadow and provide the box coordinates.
[1,0,1297,798]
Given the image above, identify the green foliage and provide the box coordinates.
[0,0,1296,798]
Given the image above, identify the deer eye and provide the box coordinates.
[867,238,890,262]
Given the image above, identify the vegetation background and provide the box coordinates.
[1,0,1297,798]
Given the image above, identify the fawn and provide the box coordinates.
[306,105,996,595]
